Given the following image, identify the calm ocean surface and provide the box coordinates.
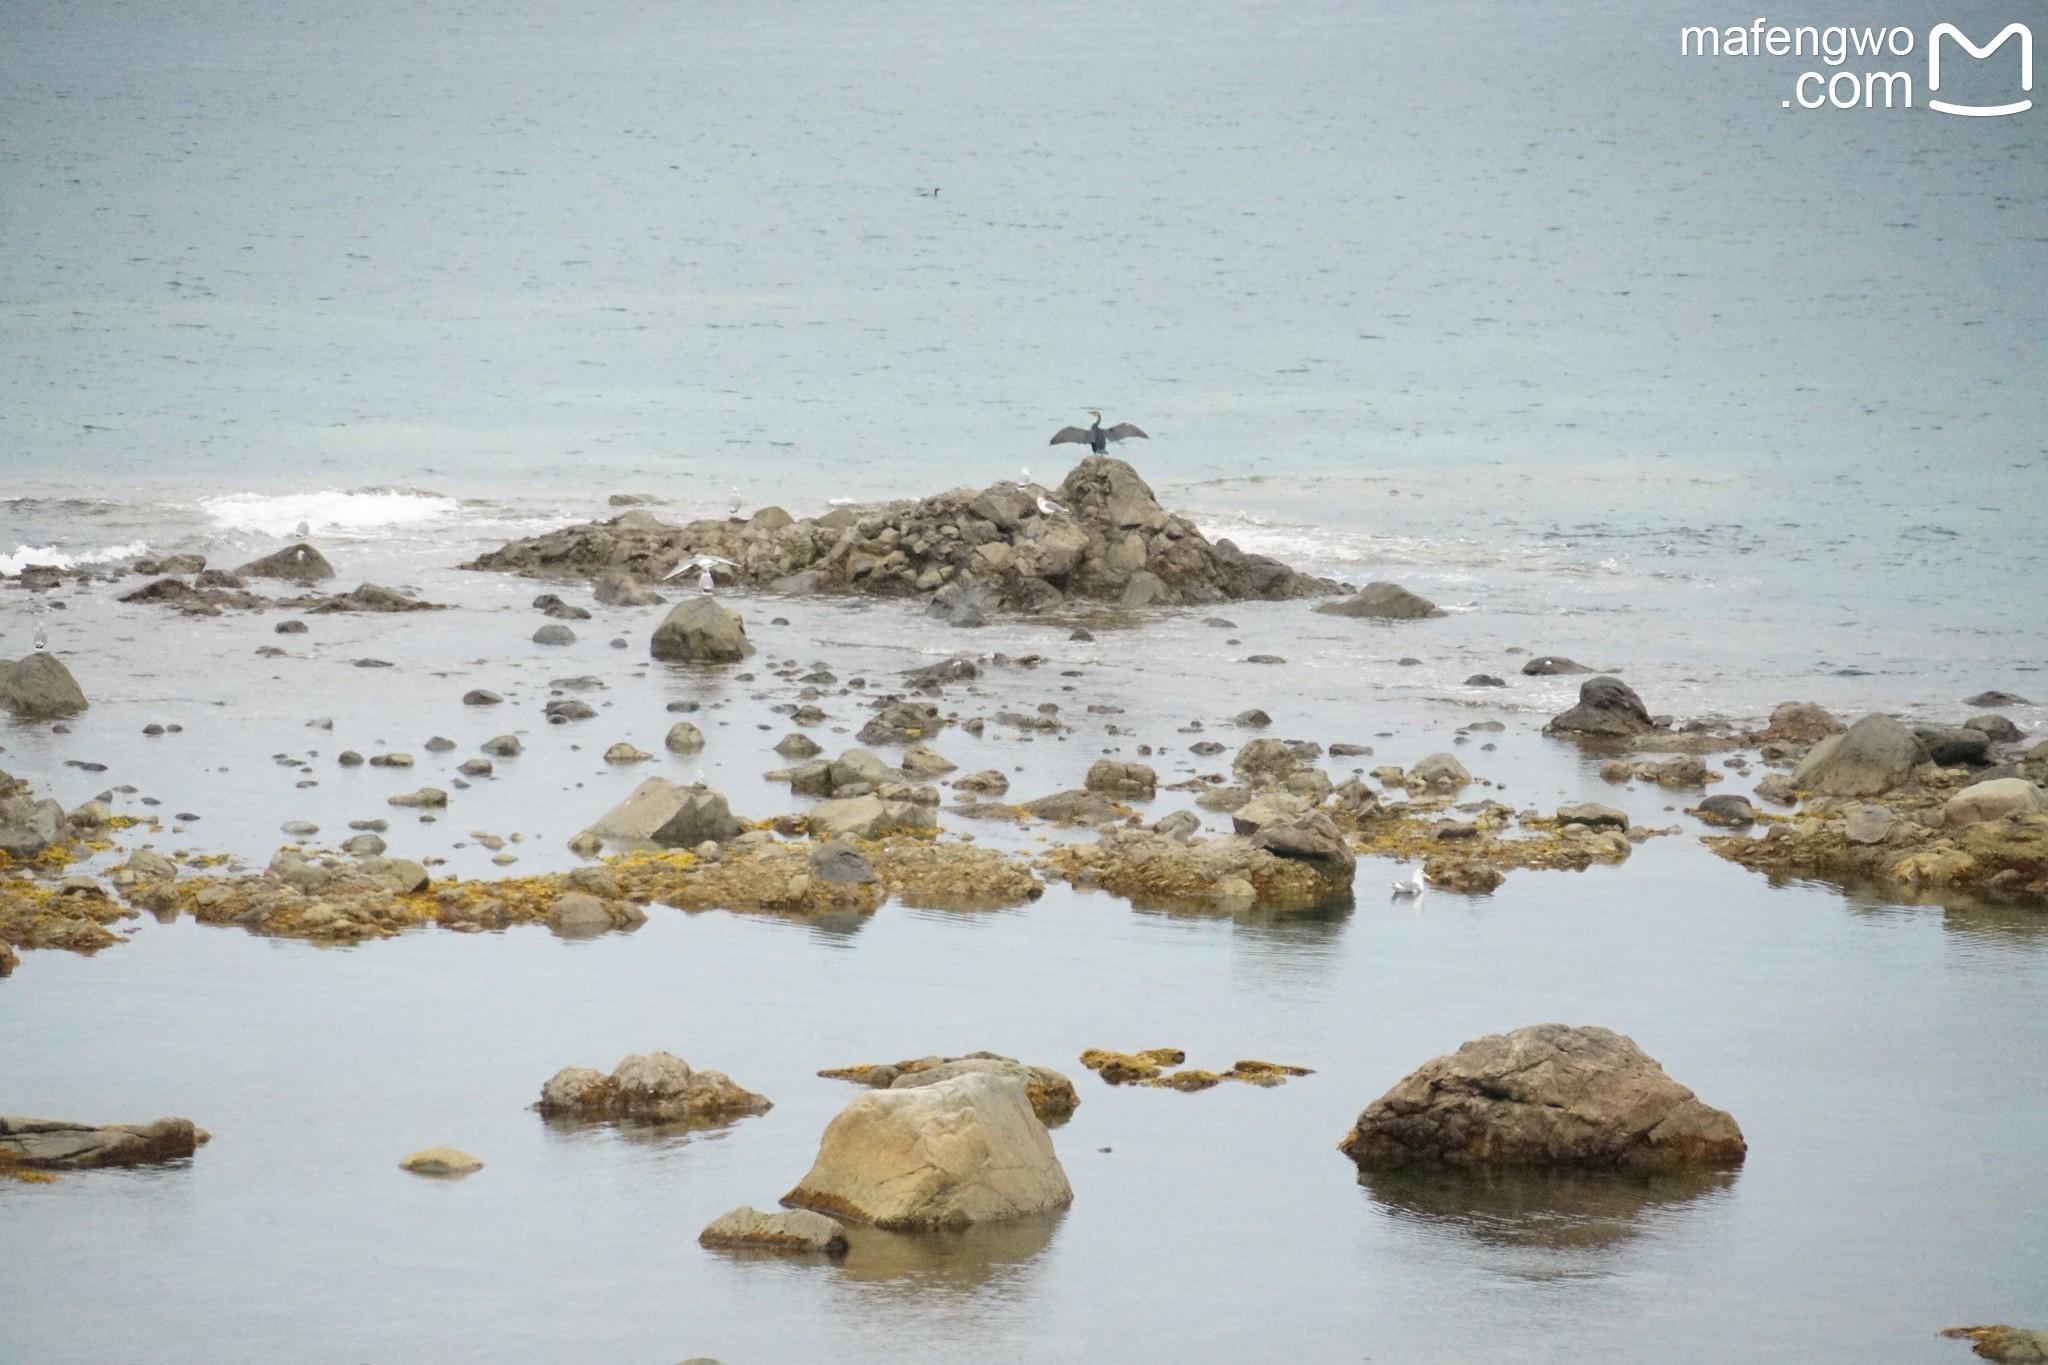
[2,1,2044,1360]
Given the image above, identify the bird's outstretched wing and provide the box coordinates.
[1105,423,1148,442]
[1049,426,1093,446]
[662,554,738,581]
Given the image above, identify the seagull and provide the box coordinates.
[728,487,742,519]
[1016,465,1031,489]
[1050,411,1148,455]
[34,625,49,651]
[1389,866,1426,899]
[663,554,738,594]
[1035,492,1068,517]
[294,520,310,540]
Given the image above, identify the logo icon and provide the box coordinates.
[1928,22,2032,116]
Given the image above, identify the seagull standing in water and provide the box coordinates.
[664,554,738,595]
[1050,411,1148,456]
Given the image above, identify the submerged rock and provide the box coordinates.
[1338,1023,1746,1171]
[236,543,335,584]
[1313,581,1443,620]
[399,1147,482,1177]
[1522,655,1593,676]
[782,1072,1073,1230]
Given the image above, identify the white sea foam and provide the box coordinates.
[200,489,463,538]
[0,540,149,576]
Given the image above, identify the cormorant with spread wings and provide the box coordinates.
[1050,411,1148,455]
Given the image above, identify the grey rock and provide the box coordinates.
[0,653,90,719]
[532,624,577,646]
[545,699,595,722]
[1792,714,1928,797]
[1965,714,2024,744]
[774,733,823,760]
[593,569,665,607]
[463,689,503,706]
[1522,655,1594,676]
[1545,676,1656,738]
[1913,725,1991,767]
[1843,805,1897,844]
[1555,803,1629,831]
[1964,691,2030,708]
[650,596,753,663]
[236,543,334,583]
[664,722,706,753]
[810,840,877,885]
[1085,760,1157,799]
[481,734,522,757]
[1314,581,1444,620]
[1694,794,1756,827]
[0,1115,203,1169]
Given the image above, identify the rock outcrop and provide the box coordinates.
[1338,1023,1746,1171]
[1940,1326,2048,1363]
[536,1051,770,1125]
[781,1071,1073,1230]
[0,1116,203,1170]
[466,457,1339,613]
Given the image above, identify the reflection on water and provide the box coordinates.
[831,1211,1064,1296]
[538,1112,757,1148]
[1360,1166,1738,1275]
[1836,882,2048,949]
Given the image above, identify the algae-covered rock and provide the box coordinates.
[537,1051,770,1125]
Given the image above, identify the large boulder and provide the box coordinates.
[650,596,752,663]
[536,1051,770,1124]
[781,1071,1073,1229]
[1,653,89,719]
[582,778,742,847]
[1544,676,1656,739]
[1313,581,1444,620]
[807,794,935,841]
[1791,713,1928,796]
[1944,778,2045,827]
[0,1116,202,1169]
[236,543,335,583]
[1338,1024,1746,1171]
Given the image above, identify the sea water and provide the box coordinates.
[2,0,2044,1360]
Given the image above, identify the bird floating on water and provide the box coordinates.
[1390,867,1426,900]
[1050,411,1148,456]
[664,554,739,595]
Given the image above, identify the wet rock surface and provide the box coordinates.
[1338,1024,1746,1171]
[1313,581,1443,620]
[699,1206,847,1256]
[1,653,90,719]
[1544,676,1657,739]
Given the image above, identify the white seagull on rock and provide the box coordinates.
[663,554,739,594]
